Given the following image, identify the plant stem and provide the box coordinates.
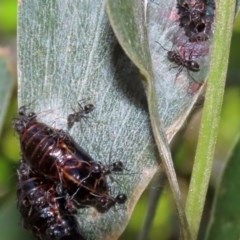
[185,0,236,239]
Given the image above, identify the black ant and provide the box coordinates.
[155,41,200,82]
[67,100,94,129]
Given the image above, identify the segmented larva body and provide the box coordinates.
[17,160,84,240]
[13,106,109,197]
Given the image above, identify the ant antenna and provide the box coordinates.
[155,41,170,52]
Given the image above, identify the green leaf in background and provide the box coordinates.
[17,0,159,239]
[0,195,34,240]
[0,0,17,34]
[0,48,14,135]
[206,136,240,240]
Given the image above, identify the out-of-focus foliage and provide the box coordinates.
[206,136,240,240]
[0,0,19,237]
[0,0,17,35]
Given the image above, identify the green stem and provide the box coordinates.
[185,0,236,239]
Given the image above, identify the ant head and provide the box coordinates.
[17,106,37,121]
[84,104,94,114]
[18,106,27,116]
[167,51,177,61]
[115,194,127,204]
[13,107,37,134]
[111,161,124,172]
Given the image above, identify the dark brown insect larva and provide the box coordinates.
[14,105,127,239]
[13,106,127,204]
[13,106,108,197]
[17,160,85,240]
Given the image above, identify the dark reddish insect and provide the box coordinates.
[13,106,127,203]
[13,106,107,196]
[14,105,128,239]
[17,160,85,240]
[156,41,200,81]
[67,100,94,129]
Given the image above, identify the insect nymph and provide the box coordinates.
[17,160,84,240]
[13,106,109,195]
[14,105,127,239]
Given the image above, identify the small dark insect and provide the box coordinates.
[177,0,215,42]
[156,41,200,81]
[74,191,127,213]
[17,160,85,240]
[67,100,94,129]
[87,193,127,213]
[13,105,37,133]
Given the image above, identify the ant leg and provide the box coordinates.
[169,65,180,70]
[155,41,169,52]
[174,66,184,83]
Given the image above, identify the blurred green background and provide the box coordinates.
[0,1,240,239]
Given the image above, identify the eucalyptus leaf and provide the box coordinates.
[106,0,212,143]
[106,0,214,238]
[105,0,181,220]
[17,0,159,239]
[0,49,14,135]
[205,137,240,240]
